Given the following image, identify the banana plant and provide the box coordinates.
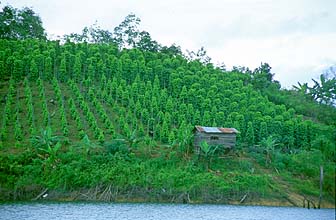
[30,127,61,151]
[259,136,278,167]
[200,141,220,170]
[30,127,63,170]
[125,129,142,148]
[79,134,101,156]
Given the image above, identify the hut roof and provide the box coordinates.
[194,126,239,134]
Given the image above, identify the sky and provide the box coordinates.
[3,0,336,88]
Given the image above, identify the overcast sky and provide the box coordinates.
[3,0,336,88]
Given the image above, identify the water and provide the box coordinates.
[0,202,334,220]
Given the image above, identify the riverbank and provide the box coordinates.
[1,146,335,209]
[1,186,334,209]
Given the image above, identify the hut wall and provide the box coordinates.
[194,132,236,154]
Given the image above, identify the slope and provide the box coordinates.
[0,39,335,206]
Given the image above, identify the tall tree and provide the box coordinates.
[0,5,46,40]
[64,22,114,44]
[113,13,141,49]
[251,62,276,90]
[186,47,211,64]
[136,31,160,52]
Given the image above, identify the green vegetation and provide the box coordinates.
[0,5,335,206]
[0,5,46,40]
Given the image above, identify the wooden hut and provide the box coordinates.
[194,126,239,154]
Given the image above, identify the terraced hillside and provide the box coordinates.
[0,39,335,206]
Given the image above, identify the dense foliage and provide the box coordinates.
[0,7,335,204]
[0,5,46,40]
[1,39,334,150]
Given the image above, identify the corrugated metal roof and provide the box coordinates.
[203,127,222,133]
[195,126,239,134]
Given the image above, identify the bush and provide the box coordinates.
[104,139,129,155]
[287,149,324,178]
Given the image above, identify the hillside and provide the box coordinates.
[0,39,335,207]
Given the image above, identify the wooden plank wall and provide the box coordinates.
[194,132,236,154]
